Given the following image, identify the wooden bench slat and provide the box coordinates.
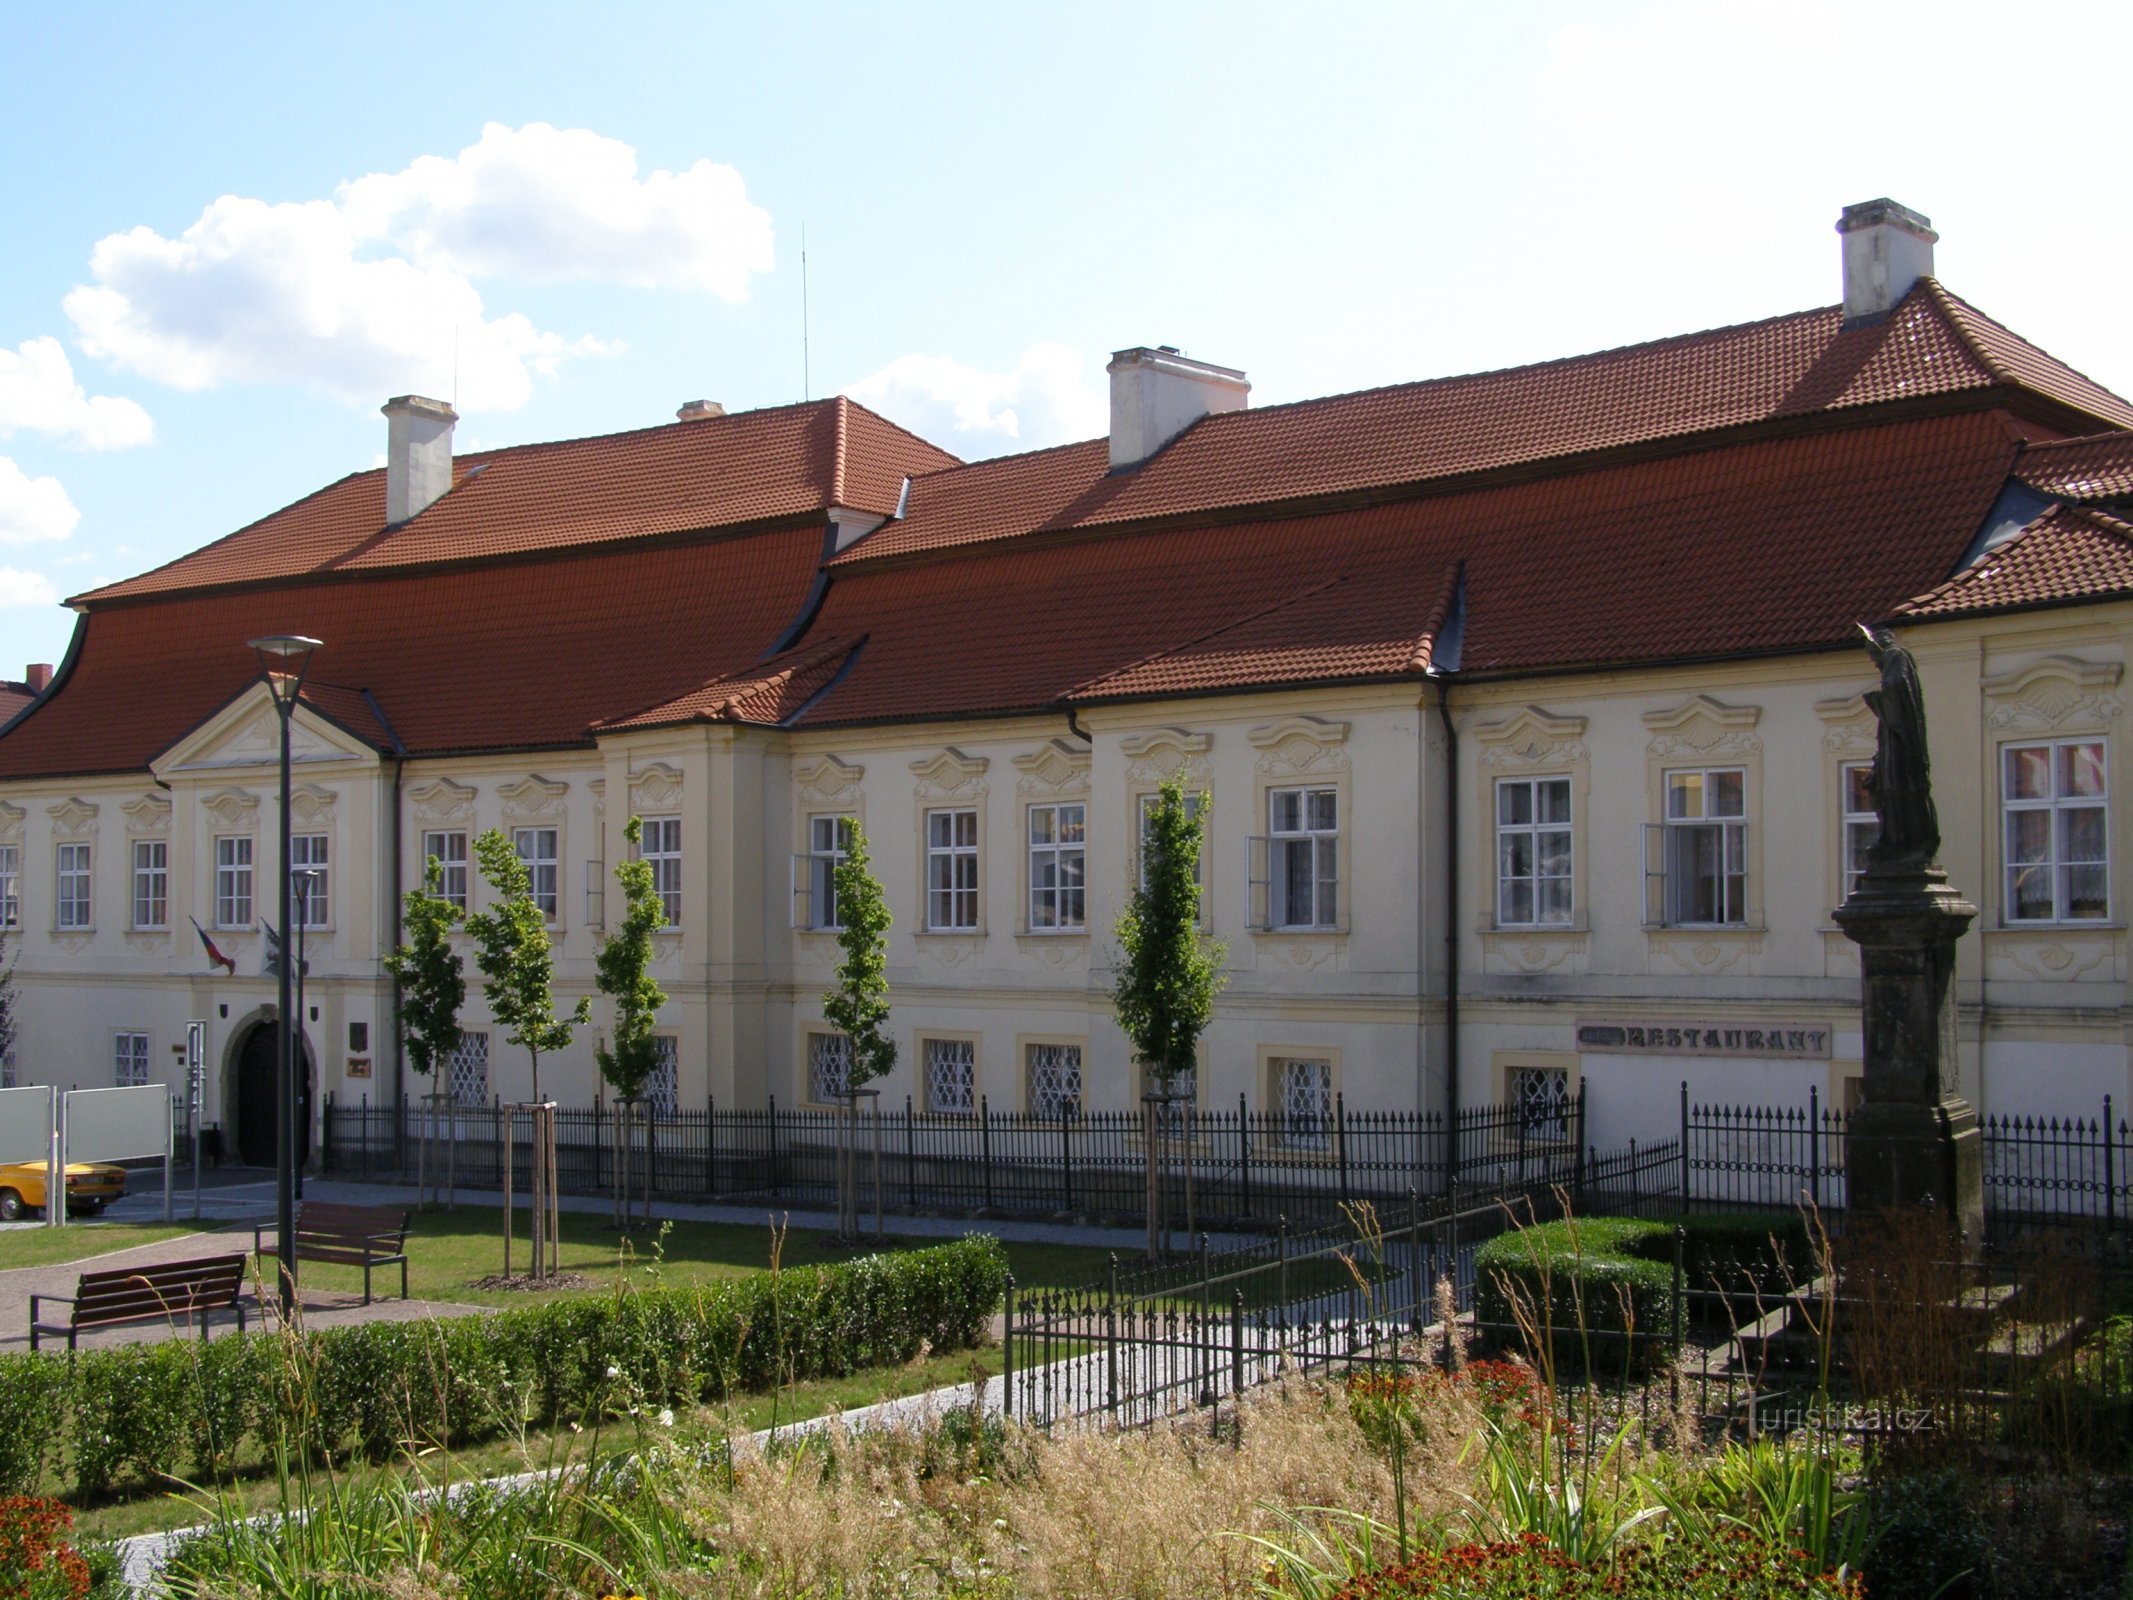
[30,1252,250,1350]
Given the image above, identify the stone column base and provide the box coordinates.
[1844,1096,1985,1245]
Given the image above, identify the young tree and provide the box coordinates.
[595,816,668,1225]
[383,855,465,1209]
[466,827,590,1277]
[1113,776,1226,1257]
[0,924,16,1075]
[821,820,894,1238]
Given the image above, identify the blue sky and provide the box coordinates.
[5,1,2132,671]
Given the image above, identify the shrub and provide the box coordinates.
[0,1234,1007,1500]
[1475,1218,1679,1375]
[1659,1211,1815,1303]
[1863,1469,1986,1600]
[1328,1530,1862,1598]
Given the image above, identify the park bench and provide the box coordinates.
[29,1253,250,1350]
[255,1200,411,1305]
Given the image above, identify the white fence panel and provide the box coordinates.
[0,1086,53,1166]
[63,1084,171,1163]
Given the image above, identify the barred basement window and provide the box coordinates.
[1025,1042,1082,1118]
[448,1031,490,1106]
[114,1031,150,1087]
[132,840,168,930]
[1511,1066,1572,1142]
[924,1037,976,1116]
[647,1036,678,1117]
[421,830,468,911]
[1271,1057,1334,1151]
[808,1032,852,1104]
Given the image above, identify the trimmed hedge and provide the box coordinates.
[0,1235,1006,1498]
[1475,1212,1814,1374]
[1329,1531,1862,1597]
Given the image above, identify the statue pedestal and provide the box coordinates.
[1832,864,1984,1243]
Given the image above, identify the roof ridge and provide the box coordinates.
[1924,279,2133,418]
[2015,430,2133,459]
[905,434,1106,483]
[596,632,858,729]
[834,396,966,472]
[450,394,847,466]
[1065,572,1355,700]
[1918,278,2014,385]
[1408,561,1462,673]
[829,395,850,508]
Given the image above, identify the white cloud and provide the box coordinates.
[0,338,153,449]
[62,121,773,413]
[0,457,80,546]
[0,565,60,608]
[846,343,1105,454]
[338,122,773,297]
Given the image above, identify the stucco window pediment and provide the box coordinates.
[200,789,261,830]
[1476,707,1589,769]
[122,794,172,835]
[1120,726,1213,785]
[1641,694,1763,760]
[629,762,684,812]
[47,797,99,837]
[1982,655,2125,733]
[408,777,477,822]
[910,747,990,800]
[0,800,22,843]
[498,774,569,821]
[1011,739,1091,796]
[795,754,865,806]
[1814,694,1875,758]
[1248,715,1351,776]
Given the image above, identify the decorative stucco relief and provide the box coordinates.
[1247,715,1351,777]
[407,777,476,822]
[0,801,22,843]
[1648,931,1761,975]
[1479,929,1588,975]
[1120,727,1212,786]
[122,794,172,835]
[795,754,865,807]
[1642,695,1763,761]
[1982,655,2125,733]
[1011,739,1091,796]
[1813,694,1875,758]
[201,790,260,830]
[630,762,683,812]
[290,784,336,826]
[498,774,568,821]
[910,747,990,801]
[46,797,99,837]
[1475,707,1589,770]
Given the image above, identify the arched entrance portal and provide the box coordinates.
[234,1021,312,1168]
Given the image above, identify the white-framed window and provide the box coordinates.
[0,844,17,928]
[1137,791,1208,921]
[448,1031,489,1105]
[640,817,682,927]
[925,808,979,931]
[1271,1056,1335,1151]
[1027,803,1085,931]
[1840,762,1878,904]
[2003,739,2109,922]
[1026,1042,1082,1118]
[292,833,329,927]
[215,836,253,929]
[1648,768,1747,927]
[923,1036,976,1116]
[808,1031,852,1104]
[1496,776,1573,927]
[56,842,91,930]
[421,830,468,911]
[1252,787,1338,930]
[513,827,559,920]
[647,1036,678,1117]
[113,1031,150,1087]
[131,840,168,930]
[794,814,853,931]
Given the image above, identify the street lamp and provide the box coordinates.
[250,633,321,1316]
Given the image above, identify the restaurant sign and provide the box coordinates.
[1575,1020,1831,1059]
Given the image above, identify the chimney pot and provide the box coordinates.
[1837,198,1937,327]
[24,663,52,693]
[676,399,727,421]
[1106,346,1249,471]
[380,395,457,525]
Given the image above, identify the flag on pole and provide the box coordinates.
[262,922,309,979]
[189,916,236,976]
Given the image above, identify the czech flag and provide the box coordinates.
[190,916,237,976]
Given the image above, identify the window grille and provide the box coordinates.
[808,1032,853,1103]
[924,1037,976,1116]
[2003,740,2109,922]
[647,1036,678,1116]
[1026,1042,1082,1118]
[113,1032,150,1087]
[1273,1057,1334,1150]
[448,1031,490,1106]
[1511,1066,1572,1142]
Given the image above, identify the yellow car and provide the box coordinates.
[0,1161,128,1221]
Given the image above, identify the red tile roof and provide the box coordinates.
[0,683,34,724]
[839,282,2130,569]
[84,397,959,603]
[0,524,826,779]
[598,634,863,730]
[785,411,2021,724]
[1897,504,2133,622]
[2012,433,2133,503]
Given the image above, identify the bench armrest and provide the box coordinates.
[28,1292,77,1318]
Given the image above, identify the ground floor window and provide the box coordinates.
[1025,1042,1082,1118]
[1271,1056,1334,1150]
[647,1036,678,1117]
[448,1031,490,1105]
[114,1031,150,1087]
[1509,1065,1573,1142]
[808,1032,852,1104]
[923,1037,976,1116]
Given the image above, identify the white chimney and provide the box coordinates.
[1837,199,1937,327]
[381,395,457,524]
[1106,346,1249,471]
[676,399,727,421]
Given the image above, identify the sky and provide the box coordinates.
[4,0,2133,673]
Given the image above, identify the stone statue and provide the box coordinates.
[1859,624,1940,871]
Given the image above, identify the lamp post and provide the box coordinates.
[250,634,321,1316]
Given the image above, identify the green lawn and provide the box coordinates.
[288,1203,1118,1307]
[68,1342,1006,1540]
[0,1222,214,1272]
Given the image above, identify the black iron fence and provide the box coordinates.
[322,1090,1599,1230]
